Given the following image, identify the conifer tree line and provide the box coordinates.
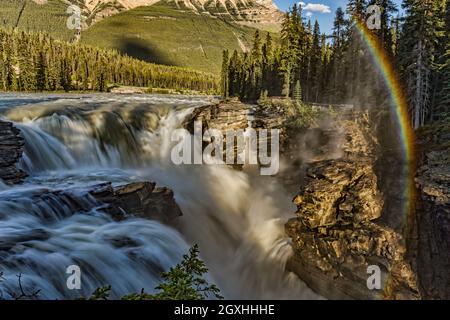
[222,0,450,128]
[0,28,218,93]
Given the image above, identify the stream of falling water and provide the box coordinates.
[0,93,319,300]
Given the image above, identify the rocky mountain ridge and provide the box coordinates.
[33,0,282,30]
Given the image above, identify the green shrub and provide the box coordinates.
[87,245,223,301]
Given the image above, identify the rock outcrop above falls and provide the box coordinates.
[285,113,420,300]
[0,120,27,184]
[183,98,248,133]
[415,121,450,299]
[2,181,183,224]
[90,182,183,223]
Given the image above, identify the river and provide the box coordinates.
[0,93,319,300]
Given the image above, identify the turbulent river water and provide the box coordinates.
[0,93,319,300]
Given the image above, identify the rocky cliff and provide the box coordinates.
[166,0,282,30]
[0,120,27,184]
[285,113,420,299]
[183,98,248,133]
[43,0,282,30]
[414,121,450,299]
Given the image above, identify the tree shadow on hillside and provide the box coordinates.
[118,37,177,67]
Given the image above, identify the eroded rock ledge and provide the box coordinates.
[0,120,27,184]
[285,114,420,300]
[90,181,183,223]
[183,98,249,133]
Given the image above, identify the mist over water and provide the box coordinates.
[0,94,319,299]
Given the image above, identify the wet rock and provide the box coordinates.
[0,181,182,224]
[114,182,183,223]
[0,120,27,184]
[286,114,420,300]
[91,182,183,223]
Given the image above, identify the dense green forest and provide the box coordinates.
[0,0,258,74]
[221,0,449,128]
[0,28,218,93]
[81,3,258,74]
[0,0,74,41]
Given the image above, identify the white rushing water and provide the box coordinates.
[0,93,319,299]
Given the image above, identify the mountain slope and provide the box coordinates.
[1,0,276,74]
[164,0,282,31]
[81,2,258,73]
[1,0,74,40]
[32,0,282,31]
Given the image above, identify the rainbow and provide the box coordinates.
[353,18,416,221]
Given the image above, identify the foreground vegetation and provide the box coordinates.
[0,28,218,93]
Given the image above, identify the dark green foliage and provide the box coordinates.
[86,245,223,301]
[221,6,331,103]
[221,1,449,127]
[221,50,229,99]
[293,80,302,103]
[151,244,223,300]
[398,0,446,128]
[435,0,450,119]
[0,28,218,93]
[88,285,112,300]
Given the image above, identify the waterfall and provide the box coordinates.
[0,94,319,299]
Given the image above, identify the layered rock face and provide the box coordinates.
[285,113,420,299]
[182,98,249,166]
[184,98,248,133]
[0,120,27,184]
[47,0,282,30]
[415,121,450,299]
[167,0,283,30]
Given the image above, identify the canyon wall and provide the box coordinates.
[285,113,420,299]
[414,121,450,299]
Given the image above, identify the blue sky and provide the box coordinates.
[273,0,403,34]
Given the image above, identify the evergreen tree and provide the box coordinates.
[34,50,46,91]
[330,7,347,102]
[368,0,398,55]
[309,20,322,102]
[0,28,218,93]
[293,79,302,103]
[399,0,445,128]
[221,49,229,98]
[436,0,450,116]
